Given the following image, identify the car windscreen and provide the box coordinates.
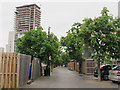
[113,66,120,70]
[102,65,111,70]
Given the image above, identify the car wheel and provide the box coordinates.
[118,82,120,84]
[103,75,108,81]
[112,81,117,83]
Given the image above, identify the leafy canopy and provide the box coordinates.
[16,26,60,64]
[79,7,120,64]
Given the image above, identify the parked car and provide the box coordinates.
[109,65,120,83]
[94,64,116,80]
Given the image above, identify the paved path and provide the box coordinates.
[23,67,118,88]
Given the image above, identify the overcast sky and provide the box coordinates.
[0,0,119,50]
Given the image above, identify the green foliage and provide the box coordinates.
[60,52,70,65]
[60,23,84,62]
[79,7,120,64]
[61,7,119,66]
[16,7,120,68]
[16,26,60,64]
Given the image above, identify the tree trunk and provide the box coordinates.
[31,55,33,63]
[98,59,101,81]
[46,55,50,76]
[79,61,82,74]
[40,60,42,76]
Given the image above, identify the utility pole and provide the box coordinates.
[46,26,51,76]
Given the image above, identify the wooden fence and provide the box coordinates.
[68,59,95,75]
[84,59,95,75]
[0,53,31,88]
[1,53,20,88]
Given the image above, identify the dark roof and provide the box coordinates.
[16,4,40,9]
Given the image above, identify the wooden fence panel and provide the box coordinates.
[0,53,37,88]
[85,59,95,75]
[5,53,9,88]
[1,53,20,88]
[1,52,5,88]
[0,52,2,85]
[8,53,12,88]
[75,62,79,72]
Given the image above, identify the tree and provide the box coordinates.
[79,7,120,80]
[16,27,47,59]
[60,23,84,73]
[61,52,70,66]
[16,26,60,67]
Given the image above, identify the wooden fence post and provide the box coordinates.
[1,52,5,88]
[8,53,12,88]
[16,53,20,88]
[5,53,9,88]
[12,53,16,88]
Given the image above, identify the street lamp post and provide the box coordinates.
[46,26,51,76]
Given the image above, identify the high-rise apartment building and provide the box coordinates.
[6,31,15,52]
[15,4,41,33]
[14,4,41,52]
